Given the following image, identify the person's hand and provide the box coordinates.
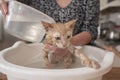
[0,0,8,19]
[45,44,68,56]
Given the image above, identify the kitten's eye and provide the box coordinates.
[67,35,71,39]
[55,37,61,40]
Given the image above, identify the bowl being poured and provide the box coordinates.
[4,1,55,43]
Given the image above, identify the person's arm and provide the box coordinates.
[71,0,100,46]
[71,32,92,46]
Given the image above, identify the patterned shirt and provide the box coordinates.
[17,0,100,44]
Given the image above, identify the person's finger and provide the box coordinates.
[0,5,5,20]
[1,0,8,16]
[1,6,6,21]
[54,48,68,56]
[45,44,67,56]
[45,44,57,51]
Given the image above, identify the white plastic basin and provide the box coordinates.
[0,41,114,80]
[113,45,120,67]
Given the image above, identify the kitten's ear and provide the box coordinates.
[41,21,53,31]
[65,19,77,29]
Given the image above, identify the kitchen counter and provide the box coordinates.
[0,73,7,80]
[103,68,120,80]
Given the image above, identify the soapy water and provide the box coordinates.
[25,57,84,69]
[17,43,83,69]
[22,49,99,69]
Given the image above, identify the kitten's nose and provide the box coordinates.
[63,42,67,47]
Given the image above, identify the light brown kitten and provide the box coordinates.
[41,20,100,69]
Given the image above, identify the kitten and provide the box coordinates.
[41,20,100,69]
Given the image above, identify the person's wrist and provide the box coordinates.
[45,43,57,51]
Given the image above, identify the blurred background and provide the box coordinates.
[99,0,120,45]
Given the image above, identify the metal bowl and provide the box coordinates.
[100,27,120,41]
[106,30,120,41]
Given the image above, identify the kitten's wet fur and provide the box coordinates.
[41,20,100,69]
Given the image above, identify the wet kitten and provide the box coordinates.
[41,20,100,69]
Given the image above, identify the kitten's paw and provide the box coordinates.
[90,60,101,69]
[64,62,72,68]
[46,64,55,69]
[81,59,101,69]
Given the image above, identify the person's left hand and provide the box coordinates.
[0,0,8,19]
[45,43,68,56]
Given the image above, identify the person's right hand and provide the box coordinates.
[0,0,8,18]
[45,43,68,57]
